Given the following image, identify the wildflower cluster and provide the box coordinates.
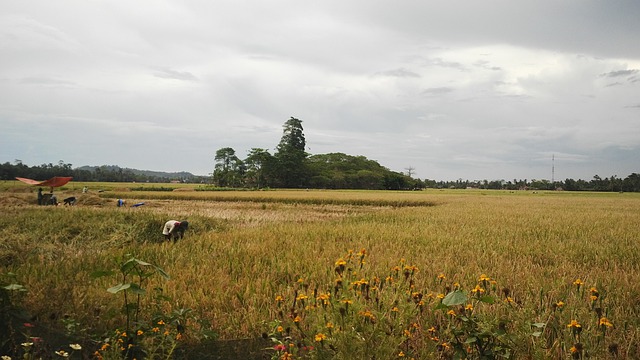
[266,251,623,359]
[267,250,516,359]
[93,318,184,360]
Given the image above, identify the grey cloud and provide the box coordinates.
[19,77,75,86]
[424,58,467,71]
[600,69,639,77]
[375,68,420,78]
[473,60,502,71]
[421,87,454,96]
[153,68,198,81]
[2,1,640,181]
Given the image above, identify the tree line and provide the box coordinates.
[0,161,207,184]
[2,117,639,192]
[212,117,417,190]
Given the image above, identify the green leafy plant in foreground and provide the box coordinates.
[92,256,218,360]
[92,256,177,359]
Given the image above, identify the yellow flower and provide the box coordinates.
[427,326,436,334]
[335,259,346,267]
[136,330,144,336]
[471,285,485,295]
[398,350,405,357]
[599,317,613,328]
[277,325,284,333]
[478,274,490,282]
[326,322,334,329]
[314,333,327,342]
[69,344,82,350]
[556,301,565,308]
[175,333,183,340]
[54,350,69,357]
[157,320,165,325]
[465,304,473,311]
[505,296,515,304]
[100,343,110,351]
[437,273,446,281]
[359,310,375,321]
[275,295,284,302]
[567,319,582,329]
[573,279,584,288]
[293,316,301,323]
[152,327,160,333]
[447,309,456,317]
[391,306,399,312]
[437,293,445,299]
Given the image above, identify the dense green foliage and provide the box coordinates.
[211,117,418,190]
[0,161,203,183]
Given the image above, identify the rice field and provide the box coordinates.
[1,182,639,359]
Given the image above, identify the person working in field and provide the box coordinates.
[163,220,189,241]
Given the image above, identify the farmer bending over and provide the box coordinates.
[163,220,189,241]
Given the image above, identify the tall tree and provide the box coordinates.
[213,147,244,187]
[274,117,308,188]
[244,148,273,188]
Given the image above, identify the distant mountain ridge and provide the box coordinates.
[76,165,196,179]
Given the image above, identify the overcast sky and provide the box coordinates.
[1,1,639,181]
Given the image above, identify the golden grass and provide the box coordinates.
[2,185,640,358]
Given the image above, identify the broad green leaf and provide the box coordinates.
[127,283,146,295]
[134,259,152,266]
[3,284,25,291]
[464,336,477,344]
[120,258,139,273]
[107,283,131,294]
[442,290,468,307]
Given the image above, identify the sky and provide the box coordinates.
[1,1,639,181]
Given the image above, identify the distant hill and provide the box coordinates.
[76,165,196,179]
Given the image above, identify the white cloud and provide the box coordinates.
[1,1,639,180]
